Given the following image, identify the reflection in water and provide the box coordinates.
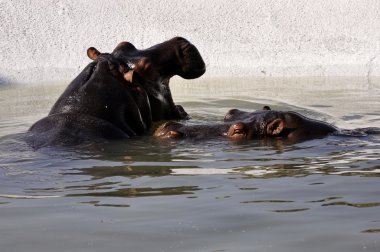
[322,201,380,208]
[271,208,310,213]
[241,200,294,203]
[81,201,130,208]
[306,196,343,203]
[238,187,258,190]
[361,229,380,233]
[69,165,174,179]
[0,194,61,199]
[63,181,116,191]
[68,186,200,198]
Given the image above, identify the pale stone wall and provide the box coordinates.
[1,0,379,84]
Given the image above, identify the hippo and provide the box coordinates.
[154,106,379,143]
[27,37,205,148]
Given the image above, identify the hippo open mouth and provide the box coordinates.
[28,37,205,148]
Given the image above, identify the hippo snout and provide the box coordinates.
[154,121,184,139]
[174,37,206,79]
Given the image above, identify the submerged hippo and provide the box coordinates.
[154,106,379,142]
[27,37,205,148]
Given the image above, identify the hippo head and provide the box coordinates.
[154,106,338,143]
[87,37,206,121]
[224,107,338,141]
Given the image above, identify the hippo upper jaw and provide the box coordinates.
[111,37,205,120]
[175,39,206,79]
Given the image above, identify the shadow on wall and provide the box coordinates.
[0,75,17,86]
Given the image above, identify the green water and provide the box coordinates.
[0,77,379,252]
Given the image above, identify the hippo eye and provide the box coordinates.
[158,130,183,139]
[126,61,135,69]
[167,130,182,138]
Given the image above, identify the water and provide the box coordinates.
[0,77,380,252]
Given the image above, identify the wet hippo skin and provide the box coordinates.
[27,37,205,148]
[222,107,338,142]
[154,106,380,143]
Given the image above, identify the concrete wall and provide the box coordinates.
[1,0,380,84]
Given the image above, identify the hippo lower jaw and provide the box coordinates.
[140,78,187,121]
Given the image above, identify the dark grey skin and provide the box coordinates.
[28,37,205,148]
[154,107,341,143]
[223,108,339,142]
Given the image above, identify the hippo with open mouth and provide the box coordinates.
[27,37,205,148]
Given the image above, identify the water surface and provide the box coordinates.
[0,77,379,252]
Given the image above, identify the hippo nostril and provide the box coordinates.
[167,130,183,138]
[233,122,246,132]
[154,121,184,139]
[159,121,183,131]
[180,41,191,51]
[227,122,248,140]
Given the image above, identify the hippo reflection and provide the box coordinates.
[28,37,205,148]
[154,106,378,142]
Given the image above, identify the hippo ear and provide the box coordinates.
[266,119,285,136]
[263,106,271,110]
[87,47,101,60]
